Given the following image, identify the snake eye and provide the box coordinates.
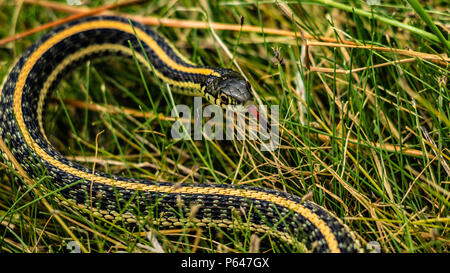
[220,94,228,102]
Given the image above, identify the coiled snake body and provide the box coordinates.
[0,16,360,253]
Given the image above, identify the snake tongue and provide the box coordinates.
[247,104,260,121]
[247,104,271,137]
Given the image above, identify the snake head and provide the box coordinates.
[203,69,253,108]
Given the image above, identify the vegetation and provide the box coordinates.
[0,0,448,253]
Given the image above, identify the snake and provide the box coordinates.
[0,15,361,253]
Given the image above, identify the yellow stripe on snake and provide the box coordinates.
[0,16,360,253]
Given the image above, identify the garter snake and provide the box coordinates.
[0,16,361,253]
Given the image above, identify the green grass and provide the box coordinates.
[0,0,448,253]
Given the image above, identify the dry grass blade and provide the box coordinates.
[16,0,449,65]
[0,0,149,46]
[0,135,88,253]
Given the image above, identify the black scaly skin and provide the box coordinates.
[0,16,360,253]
